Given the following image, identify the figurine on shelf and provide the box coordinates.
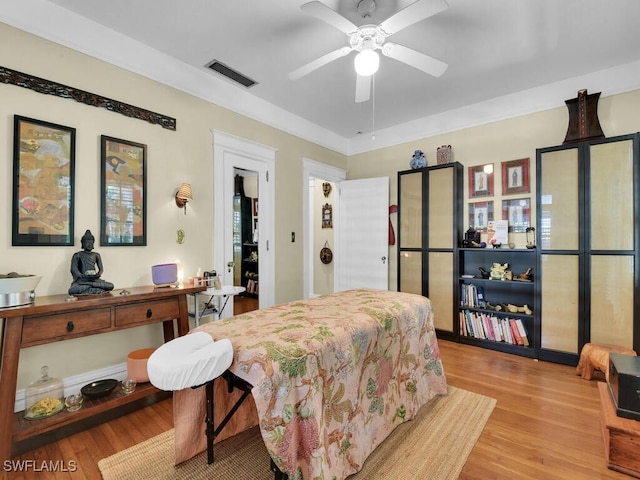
[490,262,509,281]
[519,267,533,281]
[463,228,481,248]
[478,267,490,279]
[68,230,114,295]
[526,227,536,249]
[507,304,533,315]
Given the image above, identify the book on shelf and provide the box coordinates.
[476,286,486,308]
[461,283,487,309]
[515,318,530,346]
[246,279,259,294]
[460,309,529,347]
[487,220,508,245]
[509,318,524,346]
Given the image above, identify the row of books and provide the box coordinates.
[460,283,485,308]
[460,310,529,346]
[246,279,259,294]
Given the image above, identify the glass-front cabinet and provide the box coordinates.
[397,162,463,338]
[536,133,639,365]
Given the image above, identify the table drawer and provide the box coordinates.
[22,308,112,346]
[115,298,179,327]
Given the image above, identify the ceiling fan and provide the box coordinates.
[289,0,449,103]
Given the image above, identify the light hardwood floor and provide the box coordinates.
[6,336,631,479]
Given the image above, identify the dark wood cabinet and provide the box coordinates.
[397,162,463,338]
[536,133,640,365]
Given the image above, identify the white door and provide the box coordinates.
[213,131,276,317]
[334,177,389,291]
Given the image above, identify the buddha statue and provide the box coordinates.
[68,230,114,295]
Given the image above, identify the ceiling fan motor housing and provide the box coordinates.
[350,25,385,52]
[357,0,377,18]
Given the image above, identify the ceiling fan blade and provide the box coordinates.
[289,46,352,80]
[300,1,359,35]
[379,0,448,35]
[382,42,448,77]
[355,74,371,103]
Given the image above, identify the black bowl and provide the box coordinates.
[81,379,118,399]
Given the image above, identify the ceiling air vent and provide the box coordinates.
[205,60,257,88]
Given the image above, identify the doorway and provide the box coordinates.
[303,158,390,297]
[213,130,275,317]
[303,158,346,298]
[233,169,259,306]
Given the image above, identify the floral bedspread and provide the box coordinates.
[175,288,447,480]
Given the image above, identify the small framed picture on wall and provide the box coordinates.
[502,197,531,232]
[468,164,494,198]
[468,201,494,232]
[501,158,530,195]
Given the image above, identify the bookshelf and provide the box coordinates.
[458,248,537,358]
[241,242,259,297]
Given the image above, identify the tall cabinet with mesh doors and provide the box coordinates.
[535,133,640,366]
[397,162,463,340]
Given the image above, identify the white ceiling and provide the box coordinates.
[4,0,640,155]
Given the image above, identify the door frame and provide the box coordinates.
[213,130,276,311]
[302,158,347,299]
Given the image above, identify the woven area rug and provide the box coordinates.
[98,386,496,480]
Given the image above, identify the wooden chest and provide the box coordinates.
[599,381,640,477]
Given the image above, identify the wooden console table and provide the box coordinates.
[0,284,205,462]
[599,381,640,477]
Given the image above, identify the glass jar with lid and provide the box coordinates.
[24,366,64,420]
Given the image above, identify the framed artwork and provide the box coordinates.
[468,201,494,232]
[12,115,76,246]
[502,158,530,195]
[502,197,531,232]
[322,203,333,228]
[468,164,494,198]
[100,135,147,246]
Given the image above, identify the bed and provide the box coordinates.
[172,288,447,479]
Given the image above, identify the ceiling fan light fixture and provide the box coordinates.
[354,49,380,76]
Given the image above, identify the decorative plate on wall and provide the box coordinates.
[320,241,333,264]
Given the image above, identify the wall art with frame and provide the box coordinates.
[12,115,76,246]
[501,158,530,195]
[468,201,494,232]
[502,197,531,232]
[100,135,147,246]
[468,163,494,198]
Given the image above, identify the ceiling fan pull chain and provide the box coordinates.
[372,74,376,141]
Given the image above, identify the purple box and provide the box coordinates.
[151,263,177,285]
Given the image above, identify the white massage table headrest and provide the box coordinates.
[147,331,234,391]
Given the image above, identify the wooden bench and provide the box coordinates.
[577,343,636,382]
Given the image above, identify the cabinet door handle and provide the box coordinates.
[66,321,74,332]
[146,309,153,318]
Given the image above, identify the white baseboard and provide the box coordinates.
[14,362,127,413]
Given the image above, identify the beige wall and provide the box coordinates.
[313,179,335,295]
[0,23,346,389]
[347,90,640,290]
[3,20,640,390]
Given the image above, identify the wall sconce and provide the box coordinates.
[175,183,192,214]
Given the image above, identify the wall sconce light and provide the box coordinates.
[175,183,192,214]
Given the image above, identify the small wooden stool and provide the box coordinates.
[576,343,637,382]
